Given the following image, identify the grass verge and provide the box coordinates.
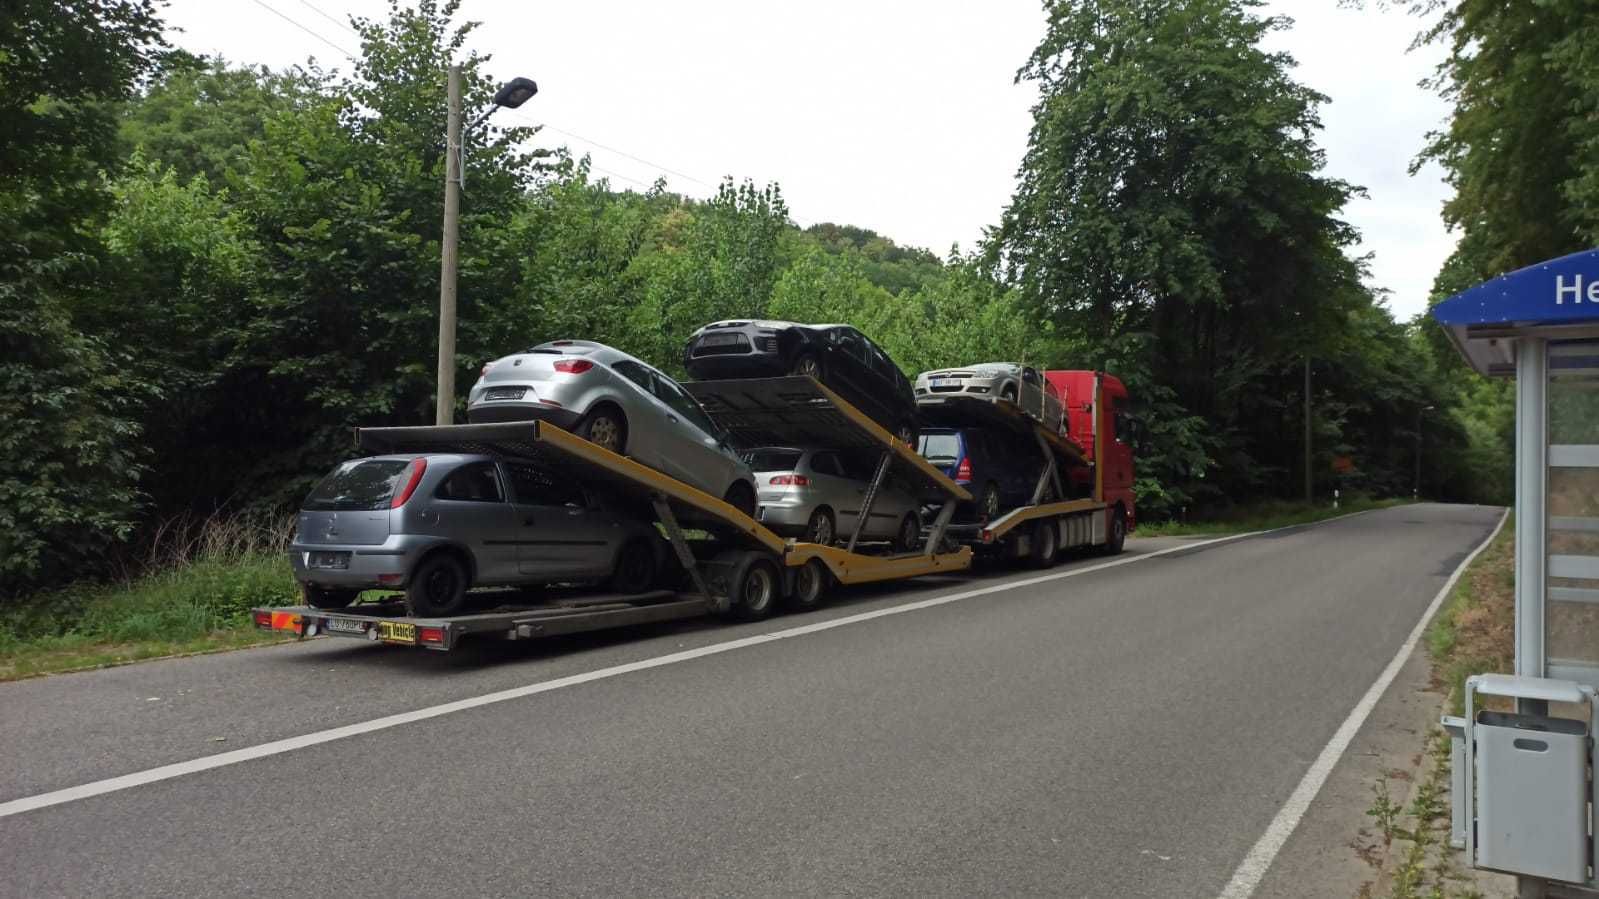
[0,516,301,682]
[1426,513,1515,715]
[1137,496,1414,538]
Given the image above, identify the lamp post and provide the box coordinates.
[1414,404,1434,499]
[435,69,538,426]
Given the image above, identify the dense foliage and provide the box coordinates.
[2,0,1540,599]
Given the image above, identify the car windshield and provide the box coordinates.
[918,434,961,463]
[743,449,802,471]
[303,459,410,511]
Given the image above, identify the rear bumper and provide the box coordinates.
[288,537,431,588]
[464,401,582,429]
[683,335,788,379]
[756,499,813,534]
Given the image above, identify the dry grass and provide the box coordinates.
[1426,516,1515,715]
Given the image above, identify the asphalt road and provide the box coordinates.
[0,503,1500,897]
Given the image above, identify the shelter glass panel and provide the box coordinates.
[1546,340,1599,684]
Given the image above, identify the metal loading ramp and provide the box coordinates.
[356,420,786,557]
[681,376,971,503]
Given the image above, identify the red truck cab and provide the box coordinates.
[1045,370,1137,535]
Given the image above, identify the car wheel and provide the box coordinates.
[980,481,1001,523]
[722,481,757,520]
[803,507,836,545]
[302,584,358,610]
[1030,518,1058,568]
[408,553,469,617]
[790,353,822,380]
[895,422,915,446]
[1101,505,1128,555]
[577,406,627,454]
[894,512,921,553]
[786,558,830,612]
[608,538,658,595]
[1001,384,1018,403]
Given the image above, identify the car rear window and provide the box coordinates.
[918,434,962,463]
[303,460,411,511]
[744,449,802,471]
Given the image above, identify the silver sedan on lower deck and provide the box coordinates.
[743,447,922,550]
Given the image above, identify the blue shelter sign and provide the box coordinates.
[1433,248,1599,375]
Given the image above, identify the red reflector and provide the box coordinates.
[376,573,404,586]
[553,359,593,374]
[253,611,272,628]
[769,474,809,486]
[981,530,994,544]
[538,398,563,408]
[418,626,445,644]
[390,457,427,508]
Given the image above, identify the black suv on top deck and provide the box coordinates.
[683,320,920,443]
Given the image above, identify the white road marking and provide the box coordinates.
[1215,506,1510,899]
[0,504,1412,821]
[0,530,1267,820]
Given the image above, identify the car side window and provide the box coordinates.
[1022,367,1040,385]
[505,463,585,507]
[610,359,653,391]
[810,452,842,477]
[435,462,505,503]
[833,328,867,364]
[649,371,719,436]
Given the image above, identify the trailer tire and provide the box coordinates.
[726,552,780,621]
[607,538,658,595]
[1030,518,1058,568]
[408,553,469,617]
[1101,505,1127,556]
[303,584,358,609]
[786,558,830,612]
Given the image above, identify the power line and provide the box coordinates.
[248,0,358,61]
[292,0,362,40]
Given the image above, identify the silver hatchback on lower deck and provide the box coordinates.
[743,447,922,550]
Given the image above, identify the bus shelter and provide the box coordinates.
[1434,248,1599,893]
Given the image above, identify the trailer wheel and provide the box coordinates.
[1030,518,1058,569]
[726,552,780,621]
[302,584,358,609]
[1101,506,1127,556]
[786,558,830,612]
[408,553,469,617]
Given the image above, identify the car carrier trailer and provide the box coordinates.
[253,376,973,651]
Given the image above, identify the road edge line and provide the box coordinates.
[1214,505,1511,899]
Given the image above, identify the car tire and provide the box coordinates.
[803,507,836,545]
[790,353,823,381]
[722,481,757,519]
[408,553,469,617]
[1001,384,1018,403]
[980,481,1001,523]
[1030,518,1058,568]
[894,512,921,553]
[1101,505,1128,556]
[785,558,831,612]
[576,405,627,454]
[895,422,915,445]
[302,584,358,610]
[607,538,658,595]
[722,551,780,621]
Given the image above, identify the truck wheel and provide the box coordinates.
[1030,518,1058,569]
[726,552,780,621]
[608,538,658,595]
[408,554,469,617]
[786,558,830,612]
[1101,506,1127,556]
[303,584,358,609]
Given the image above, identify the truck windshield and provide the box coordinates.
[918,433,961,463]
[743,449,802,471]
[303,459,411,511]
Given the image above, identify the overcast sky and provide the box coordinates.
[163,0,1456,320]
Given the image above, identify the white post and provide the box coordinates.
[1514,337,1547,680]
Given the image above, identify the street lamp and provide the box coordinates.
[1414,404,1435,499]
[436,71,538,426]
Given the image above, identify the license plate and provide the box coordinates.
[308,551,349,570]
[931,378,958,388]
[485,386,527,401]
[377,621,416,644]
[702,332,741,346]
[324,617,367,635]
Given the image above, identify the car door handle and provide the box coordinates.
[666,414,679,423]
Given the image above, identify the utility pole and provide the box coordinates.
[1304,356,1312,503]
[435,63,463,426]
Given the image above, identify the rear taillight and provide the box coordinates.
[479,363,491,380]
[418,626,445,645]
[955,457,972,484]
[253,610,272,629]
[553,359,593,374]
[390,458,427,508]
[769,475,810,486]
